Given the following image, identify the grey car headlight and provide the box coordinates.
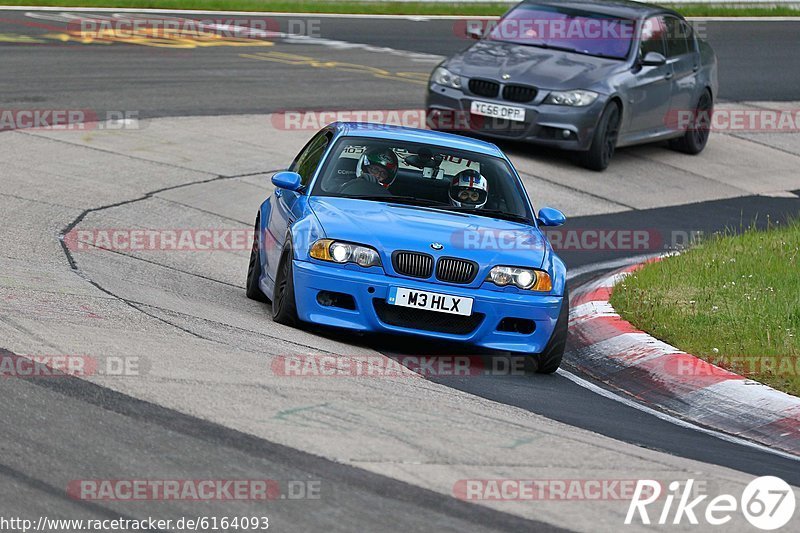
[431,67,462,90]
[544,90,599,107]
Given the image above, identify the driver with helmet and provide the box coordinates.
[356,147,399,188]
[449,169,488,209]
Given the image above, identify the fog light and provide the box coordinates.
[562,129,572,139]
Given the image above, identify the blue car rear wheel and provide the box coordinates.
[245,216,269,303]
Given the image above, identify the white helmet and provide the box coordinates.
[355,147,399,188]
[449,169,488,209]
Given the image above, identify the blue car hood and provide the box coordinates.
[309,197,548,269]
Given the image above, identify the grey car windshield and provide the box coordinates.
[487,4,635,60]
[312,136,534,223]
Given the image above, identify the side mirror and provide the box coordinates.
[466,26,483,40]
[641,51,667,66]
[537,207,566,227]
[271,171,303,192]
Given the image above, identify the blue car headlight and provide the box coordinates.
[309,239,382,268]
[487,266,553,292]
[544,90,599,107]
[431,67,462,90]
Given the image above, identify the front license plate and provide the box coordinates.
[387,287,473,316]
[470,100,526,122]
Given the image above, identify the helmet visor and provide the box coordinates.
[364,164,389,183]
[453,187,487,205]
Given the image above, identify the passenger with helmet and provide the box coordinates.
[449,169,489,209]
[356,147,399,188]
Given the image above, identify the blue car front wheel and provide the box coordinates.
[272,244,300,327]
[532,286,569,374]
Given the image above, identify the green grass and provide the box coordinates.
[0,1,510,15]
[669,5,800,17]
[2,1,799,17]
[611,220,800,397]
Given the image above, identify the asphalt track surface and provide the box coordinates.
[1,8,800,533]
[0,11,799,117]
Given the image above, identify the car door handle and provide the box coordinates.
[692,65,699,72]
[664,73,673,80]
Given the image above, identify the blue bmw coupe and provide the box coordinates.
[246,123,569,372]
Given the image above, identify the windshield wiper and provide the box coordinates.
[436,206,533,224]
[346,195,450,208]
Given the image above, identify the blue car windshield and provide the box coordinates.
[487,4,635,60]
[311,136,534,223]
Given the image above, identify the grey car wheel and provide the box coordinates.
[578,103,620,171]
[669,90,713,155]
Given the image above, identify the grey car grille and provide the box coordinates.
[502,84,537,103]
[469,79,500,98]
[469,79,536,104]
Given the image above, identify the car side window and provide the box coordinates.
[290,132,331,187]
[639,16,666,58]
[664,17,691,57]
[681,21,696,53]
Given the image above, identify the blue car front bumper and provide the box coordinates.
[292,259,564,354]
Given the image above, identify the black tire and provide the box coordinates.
[271,244,300,327]
[669,89,713,155]
[245,216,269,302]
[577,102,621,171]
[533,286,570,374]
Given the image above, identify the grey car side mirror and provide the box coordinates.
[641,51,667,66]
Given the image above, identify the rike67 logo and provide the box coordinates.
[626,476,795,530]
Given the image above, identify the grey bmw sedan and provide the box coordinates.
[426,0,718,170]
